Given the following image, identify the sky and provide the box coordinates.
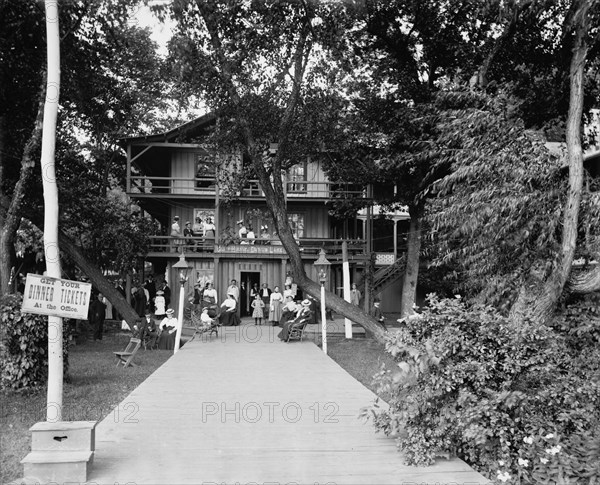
[129,4,174,57]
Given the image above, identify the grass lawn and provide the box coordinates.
[0,331,171,484]
[327,336,396,401]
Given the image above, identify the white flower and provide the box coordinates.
[545,445,561,455]
[497,471,511,482]
[523,436,534,444]
[498,460,505,466]
[540,457,549,464]
[544,433,554,439]
[518,457,529,467]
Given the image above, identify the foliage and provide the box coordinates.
[362,295,600,483]
[419,89,570,308]
[0,294,70,391]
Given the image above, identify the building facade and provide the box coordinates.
[123,115,408,316]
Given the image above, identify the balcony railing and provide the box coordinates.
[147,236,366,256]
[129,175,367,200]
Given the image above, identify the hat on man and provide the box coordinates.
[166,308,174,315]
[236,219,244,225]
[185,221,191,225]
[301,299,311,306]
[174,216,179,220]
[156,290,164,295]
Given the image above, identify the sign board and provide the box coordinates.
[21,273,92,320]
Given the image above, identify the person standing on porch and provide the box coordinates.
[269,286,283,326]
[260,283,271,319]
[154,290,166,320]
[350,283,362,306]
[227,279,240,302]
[251,293,265,325]
[170,216,182,251]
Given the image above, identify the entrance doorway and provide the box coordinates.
[240,271,261,317]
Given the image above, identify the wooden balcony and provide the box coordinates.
[145,236,367,260]
[128,175,367,201]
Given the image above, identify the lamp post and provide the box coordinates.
[314,248,331,354]
[172,251,191,354]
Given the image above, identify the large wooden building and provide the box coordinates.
[123,114,409,316]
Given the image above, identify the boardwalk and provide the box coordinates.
[88,323,490,484]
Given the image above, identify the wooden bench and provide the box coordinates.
[113,338,141,368]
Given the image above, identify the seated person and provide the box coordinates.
[157,309,178,350]
[371,299,387,331]
[279,294,298,327]
[136,311,158,348]
[279,299,312,341]
[198,306,215,331]
[220,292,239,326]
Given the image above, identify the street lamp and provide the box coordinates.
[172,251,191,354]
[314,248,331,354]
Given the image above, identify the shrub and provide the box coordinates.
[362,294,600,483]
[1,294,70,390]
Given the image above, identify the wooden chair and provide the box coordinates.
[113,338,141,368]
[190,308,221,339]
[286,311,312,342]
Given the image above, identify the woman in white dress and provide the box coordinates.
[268,286,283,326]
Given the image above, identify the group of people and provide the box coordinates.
[171,215,216,252]
[248,282,300,326]
[236,220,277,245]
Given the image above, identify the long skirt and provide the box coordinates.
[261,296,270,318]
[220,311,240,326]
[269,299,282,323]
[157,328,176,350]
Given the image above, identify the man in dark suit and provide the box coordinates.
[138,311,158,349]
[89,292,107,341]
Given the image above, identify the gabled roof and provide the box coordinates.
[121,113,216,145]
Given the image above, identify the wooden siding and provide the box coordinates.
[221,203,331,239]
[287,158,330,199]
[171,149,198,194]
[214,258,287,298]
[167,259,215,313]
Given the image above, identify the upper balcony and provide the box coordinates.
[145,235,368,261]
[128,175,367,202]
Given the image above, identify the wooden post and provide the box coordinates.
[174,280,185,354]
[320,283,327,354]
[342,241,352,338]
[41,0,62,421]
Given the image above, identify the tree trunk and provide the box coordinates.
[400,209,422,317]
[510,0,589,323]
[254,163,387,344]
[567,264,600,294]
[0,84,45,295]
[57,230,139,325]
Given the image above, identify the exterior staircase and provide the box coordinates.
[357,255,406,295]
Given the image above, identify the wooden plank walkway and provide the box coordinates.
[88,323,490,484]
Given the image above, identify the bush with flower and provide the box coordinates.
[361,294,600,483]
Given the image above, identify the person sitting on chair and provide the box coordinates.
[157,309,178,350]
[220,292,239,326]
[199,306,214,331]
[279,299,312,341]
[279,294,298,327]
[137,311,158,349]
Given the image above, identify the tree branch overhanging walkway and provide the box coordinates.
[88,324,489,484]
